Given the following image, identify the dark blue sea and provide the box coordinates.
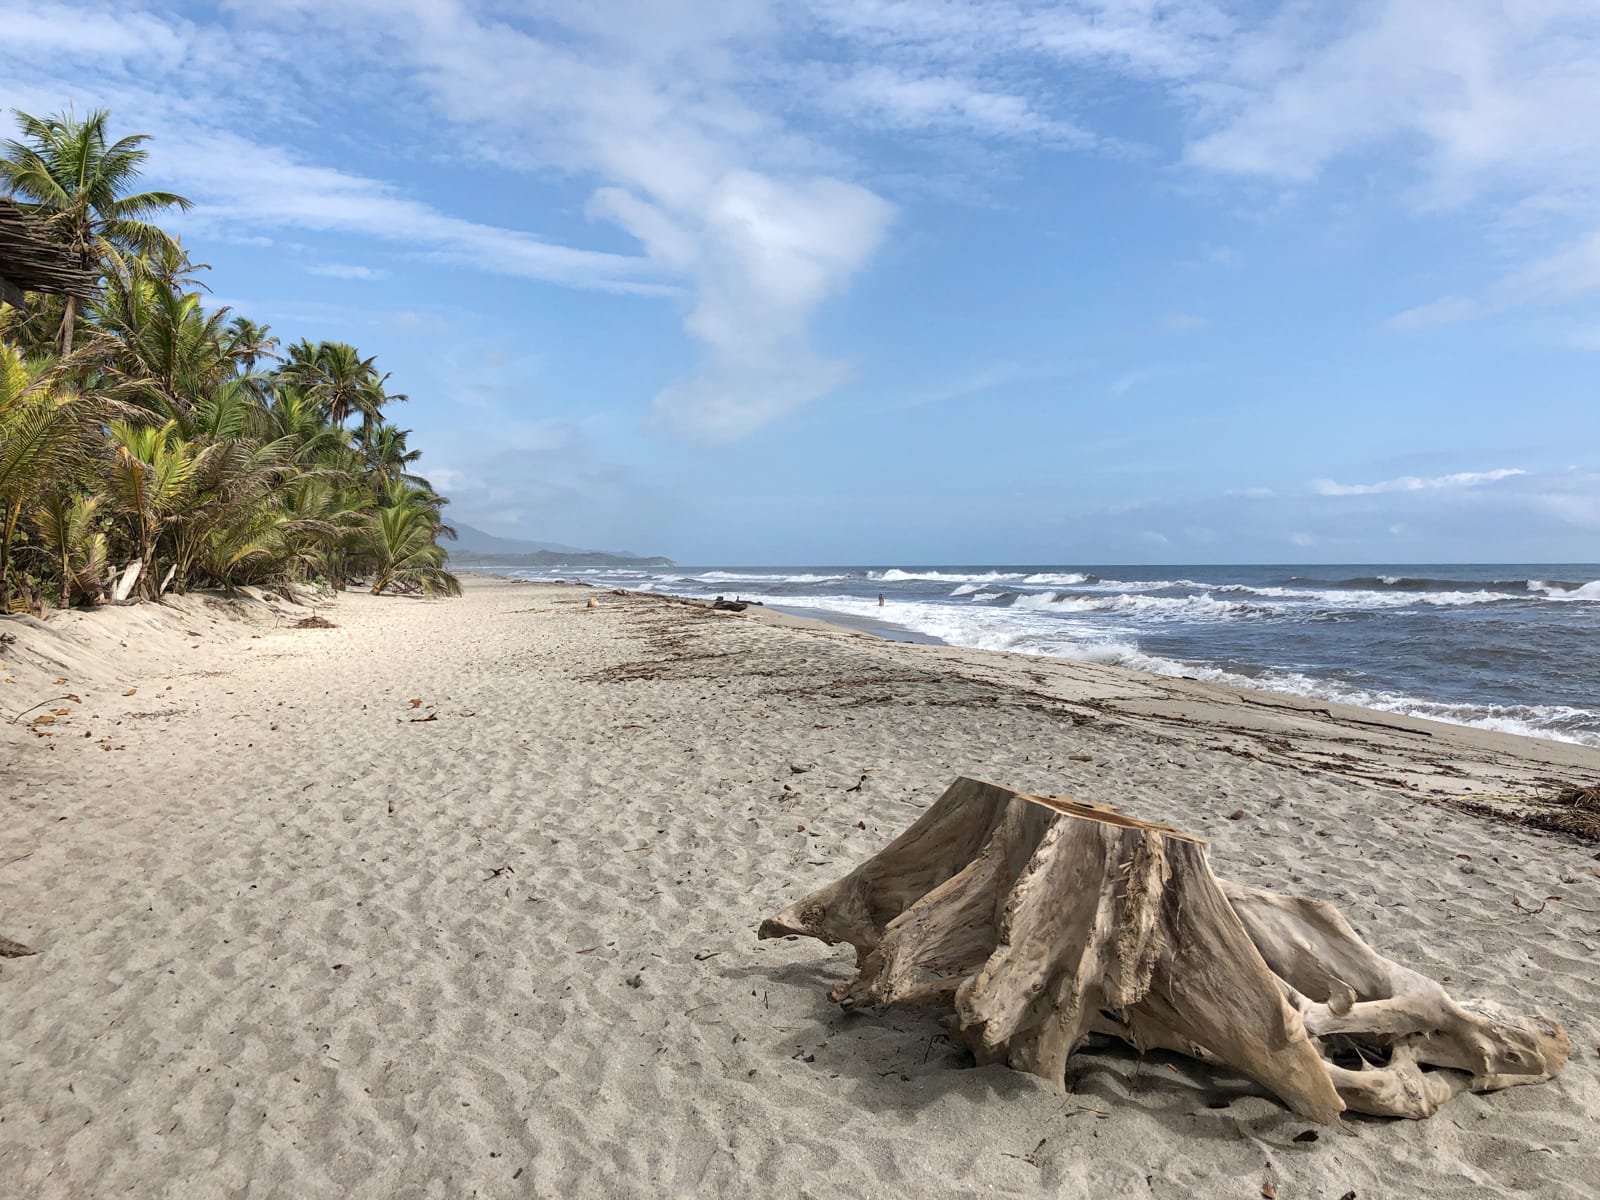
[492,562,1600,748]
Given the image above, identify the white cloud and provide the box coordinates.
[811,63,1090,144]
[1386,295,1482,331]
[817,2,1600,335]
[1186,2,1600,191]
[162,133,667,295]
[229,1,901,441]
[1388,230,1600,330]
[1311,467,1526,496]
[0,12,668,299]
[14,0,1600,442]
[1173,1,1600,329]
[0,4,191,65]
[308,263,389,281]
[810,0,1233,82]
[423,466,482,496]
[593,169,894,439]
[1110,367,1159,396]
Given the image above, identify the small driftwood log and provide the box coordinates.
[759,778,1568,1122]
[0,935,38,958]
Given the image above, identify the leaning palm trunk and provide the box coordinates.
[0,497,21,611]
[55,293,77,355]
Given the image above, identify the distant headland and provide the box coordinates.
[446,523,673,568]
[448,549,675,568]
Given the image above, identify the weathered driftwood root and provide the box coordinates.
[759,777,1568,1122]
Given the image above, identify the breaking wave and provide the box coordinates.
[495,560,1600,747]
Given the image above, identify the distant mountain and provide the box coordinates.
[451,523,586,556]
[449,549,675,568]
[448,523,673,568]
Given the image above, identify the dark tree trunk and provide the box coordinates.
[56,294,77,355]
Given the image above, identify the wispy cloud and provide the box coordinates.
[808,63,1091,144]
[202,0,903,441]
[1110,367,1160,396]
[880,358,1083,414]
[0,11,669,299]
[308,263,388,281]
[1176,1,1600,332]
[806,2,1600,338]
[164,133,669,295]
[592,171,894,439]
[12,0,1600,447]
[1312,468,1526,497]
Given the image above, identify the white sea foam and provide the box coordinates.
[1007,591,1063,610]
[1529,579,1600,599]
[491,565,1599,747]
[1008,590,1261,621]
[1212,584,1513,608]
[1060,577,1206,594]
[741,589,1599,748]
[686,572,848,584]
[1021,572,1091,586]
[875,568,1026,583]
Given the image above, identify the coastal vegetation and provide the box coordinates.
[0,108,459,613]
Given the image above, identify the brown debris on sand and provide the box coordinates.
[0,935,38,958]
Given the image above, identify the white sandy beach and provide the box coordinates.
[3,577,1598,1199]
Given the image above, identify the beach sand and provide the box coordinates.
[3,576,1598,1198]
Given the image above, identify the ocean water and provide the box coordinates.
[492,562,1600,748]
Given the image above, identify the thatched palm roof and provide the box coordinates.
[0,198,99,306]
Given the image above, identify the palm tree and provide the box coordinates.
[358,423,428,492]
[276,340,404,435]
[101,419,200,598]
[226,317,278,376]
[0,348,100,608]
[365,493,461,596]
[265,385,350,469]
[94,262,236,418]
[277,341,375,427]
[360,378,406,440]
[33,491,107,607]
[0,108,192,352]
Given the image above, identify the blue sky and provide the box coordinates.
[4,0,1598,564]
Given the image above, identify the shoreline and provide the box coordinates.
[3,577,1598,1196]
[468,566,1600,751]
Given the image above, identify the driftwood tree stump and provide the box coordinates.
[759,778,1568,1122]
